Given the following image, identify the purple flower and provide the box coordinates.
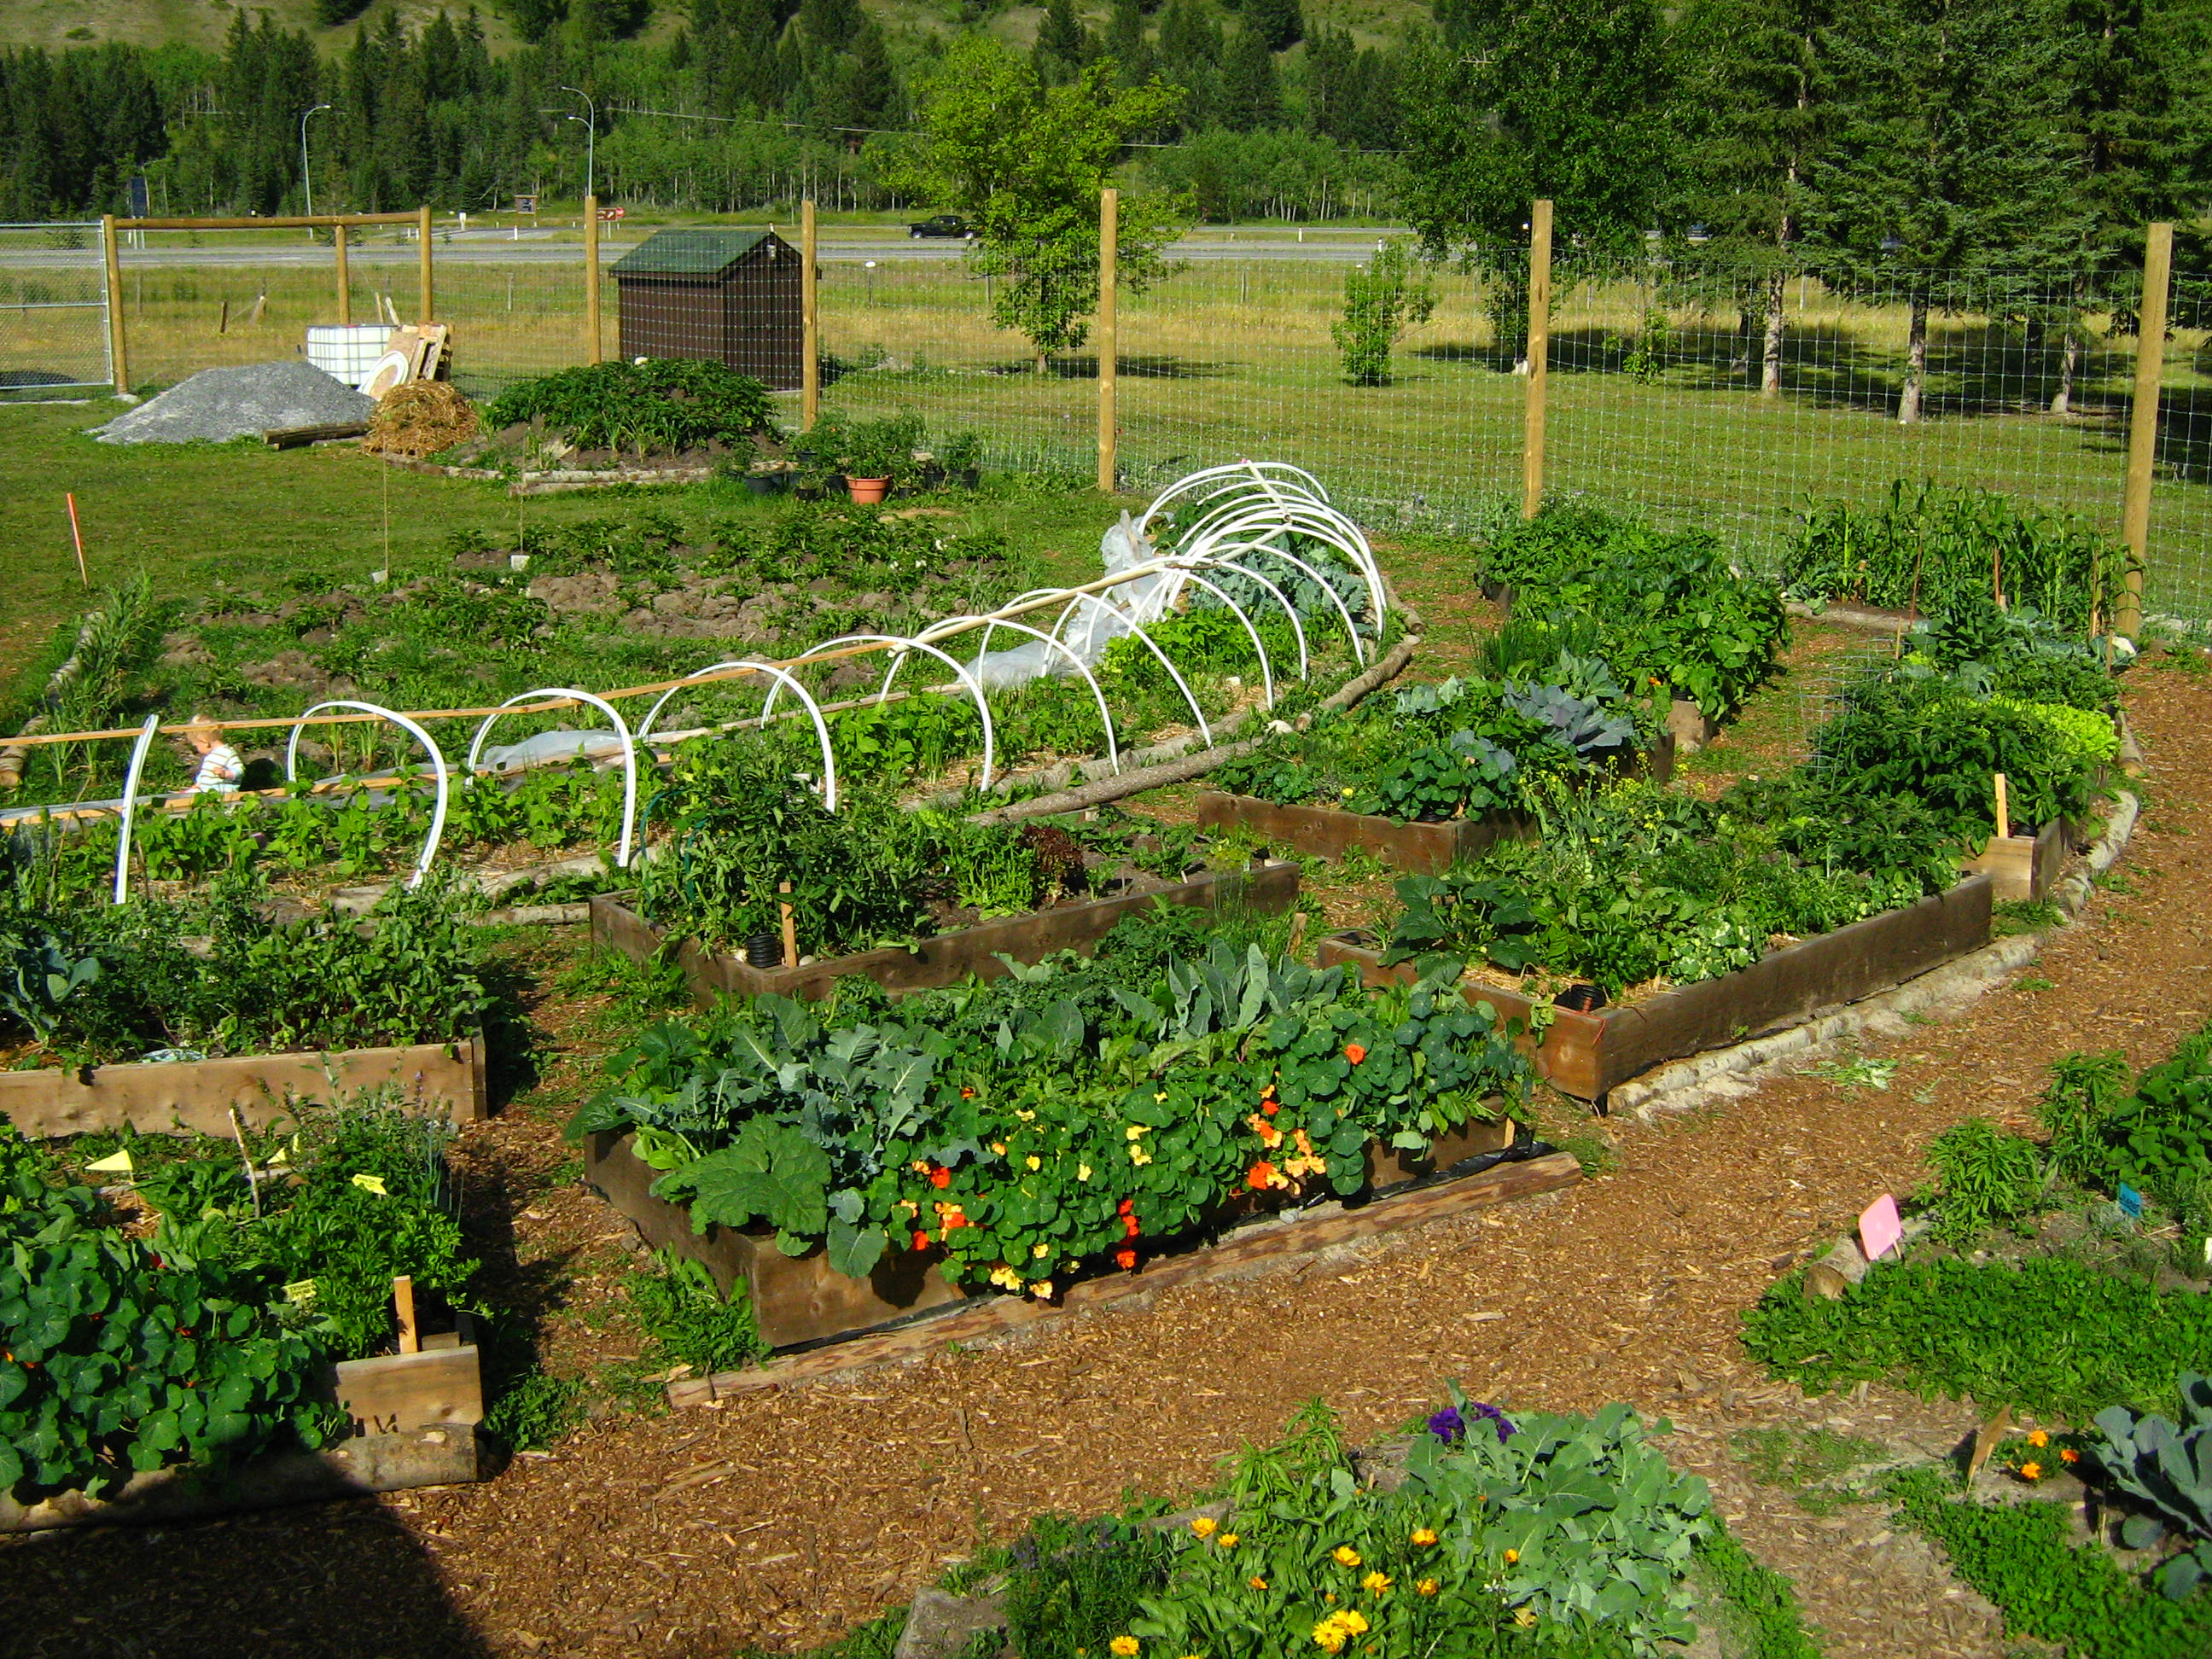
[1470,1401,1516,1443]
[1431,1400,1516,1445]
[1428,1406,1466,1443]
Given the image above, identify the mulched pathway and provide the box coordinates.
[5,643,2207,1658]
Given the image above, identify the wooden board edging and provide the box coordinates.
[1316,876,1994,1100]
[1962,819,2067,904]
[590,859,1301,1006]
[0,1030,488,1138]
[667,1150,1580,1403]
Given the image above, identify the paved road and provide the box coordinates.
[0,227,1406,271]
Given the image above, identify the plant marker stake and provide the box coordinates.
[778,879,797,969]
[227,1106,262,1217]
[1965,1405,2011,1480]
[1994,772,2011,842]
[394,1276,418,1353]
[66,493,88,585]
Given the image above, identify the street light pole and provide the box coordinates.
[559,84,597,205]
[300,102,332,219]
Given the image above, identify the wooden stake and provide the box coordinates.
[100,213,128,396]
[65,494,88,586]
[416,203,434,323]
[1097,187,1118,494]
[778,880,798,968]
[1994,772,2011,842]
[583,193,602,364]
[393,1276,419,1354]
[1966,1405,2012,1480]
[800,199,819,429]
[226,1106,262,1217]
[335,222,351,327]
[218,298,229,335]
[1521,199,1553,520]
[2119,220,2172,641]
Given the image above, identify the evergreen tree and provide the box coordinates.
[1807,0,2084,422]
[1033,0,1091,83]
[797,0,863,51]
[1217,26,1281,129]
[1397,0,1670,367]
[1302,24,1355,139]
[843,19,898,132]
[1103,0,1155,83]
[1665,0,1833,395]
[1155,0,1223,127]
[1248,0,1304,48]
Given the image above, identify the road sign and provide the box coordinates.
[513,194,538,215]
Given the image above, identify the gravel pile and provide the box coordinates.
[92,360,374,445]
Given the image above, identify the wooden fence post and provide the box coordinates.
[416,204,433,323]
[2119,220,2173,640]
[335,221,351,327]
[1522,198,1553,520]
[583,194,602,364]
[101,213,128,395]
[801,198,819,429]
[1098,187,1118,494]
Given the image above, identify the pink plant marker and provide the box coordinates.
[1859,1193,1903,1263]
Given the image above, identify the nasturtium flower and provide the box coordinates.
[1249,1161,1278,1190]
[1027,1155,1042,1171]
[1126,1124,1149,1140]
[1029,1279,1054,1298]
[911,1231,930,1251]
[1190,1516,1218,1539]
[1033,1243,1051,1258]
[1514,1610,1537,1628]
[351,1173,387,1196]
[1332,1545,1362,1568]
[928,1166,952,1190]
[1115,1247,1138,1270]
[1110,1638,1140,1656]
[1343,1044,1367,1064]
[1078,1163,1092,1182]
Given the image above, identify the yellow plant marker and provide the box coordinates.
[84,1149,134,1175]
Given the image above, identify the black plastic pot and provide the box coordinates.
[1552,982,1608,1013]
[746,933,783,969]
[744,471,792,496]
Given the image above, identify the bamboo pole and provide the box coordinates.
[334,223,351,327]
[416,204,434,323]
[2119,220,2174,640]
[583,194,602,364]
[101,214,127,395]
[1097,187,1118,494]
[1522,199,1553,520]
[800,198,819,428]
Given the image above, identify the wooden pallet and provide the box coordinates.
[1318,876,1995,1101]
[667,1149,1580,1404]
[589,858,1301,1007]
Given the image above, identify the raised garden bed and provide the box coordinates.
[0,1031,487,1138]
[588,858,1302,1004]
[1190,736,1673,875]
[588,1111,1533,1353]
[1318,874,1996,1101]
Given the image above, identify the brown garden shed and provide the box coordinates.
[613,228,803,390]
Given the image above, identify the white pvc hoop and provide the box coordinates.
[932,614,1122,776]
[774,634,998,791]
[110,714,162,905]
[1183,554,1311,679]
[284,701,451,886]
[1209,540,1365,666]
[465,689,640,870]
[1174,573,1278,707]
[1050,593,1214,748]
[636,661,842,811]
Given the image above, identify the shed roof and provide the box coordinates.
[611,228,779,278]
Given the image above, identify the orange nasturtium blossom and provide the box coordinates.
[1344,1043,1367,1064]
[1249,1161,1278,1190]
[928,1165,952,1190]
[911,1230,931,1251]
[1115,1247,1138,1270]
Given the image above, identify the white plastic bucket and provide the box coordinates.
[306,324,395,390]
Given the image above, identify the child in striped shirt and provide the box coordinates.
[187,717,242,794]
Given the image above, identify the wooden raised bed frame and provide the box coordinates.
[0,1031,488,1139]
[1191,736,1674,877]
[1962,819,2068,904]
[590,859,1302,1007]
[1317,875,1995,1101]
[586,1110,1527,1353]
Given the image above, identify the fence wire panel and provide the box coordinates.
[812,249,1100,477]
[2157,253,2212,623]
[114,229,386,388]
[439,223,596,398]
[1545,261,2212,621]
[0,223,108,393]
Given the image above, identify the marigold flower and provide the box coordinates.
[1110,1639,1140,1657]
[2060,1447,2081,1464]
[1249,1161,1278,1190]
[1332,1545,1362,1568]
[1361,1570,1391,1595]
[1411,1527,1438,1546]
[1115,1247,1138,1270]
[1218,1533,1237,1548]
[1312,1622,1348,1656]
[2019,1461,2043,1481]
[1416,1578,1439,1597]
[1339,1612,1368,1636]
[1249,1575,1268,1591]
[2027,1429,2049,1448]
[1190,1516,1218,1539]
[928,1166,952,1190]
[1344,1043,1366,1064]
[1503,1549,1519,1566]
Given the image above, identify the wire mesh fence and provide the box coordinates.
[0,223,109,395]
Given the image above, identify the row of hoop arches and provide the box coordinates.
[107,463,1382,904]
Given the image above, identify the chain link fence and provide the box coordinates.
[0,223,109,396]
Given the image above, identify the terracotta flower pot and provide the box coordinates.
[846,475,893,504]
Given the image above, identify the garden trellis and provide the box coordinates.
[15,463,1383,899]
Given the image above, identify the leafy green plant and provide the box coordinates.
[626,1249,768,1376]
[1331,236,1438,387]
[1003,1515,1176,1655]
[484,358,778,454]
[1918,1116,2046,1243]
[2088,1375,2212,1601]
